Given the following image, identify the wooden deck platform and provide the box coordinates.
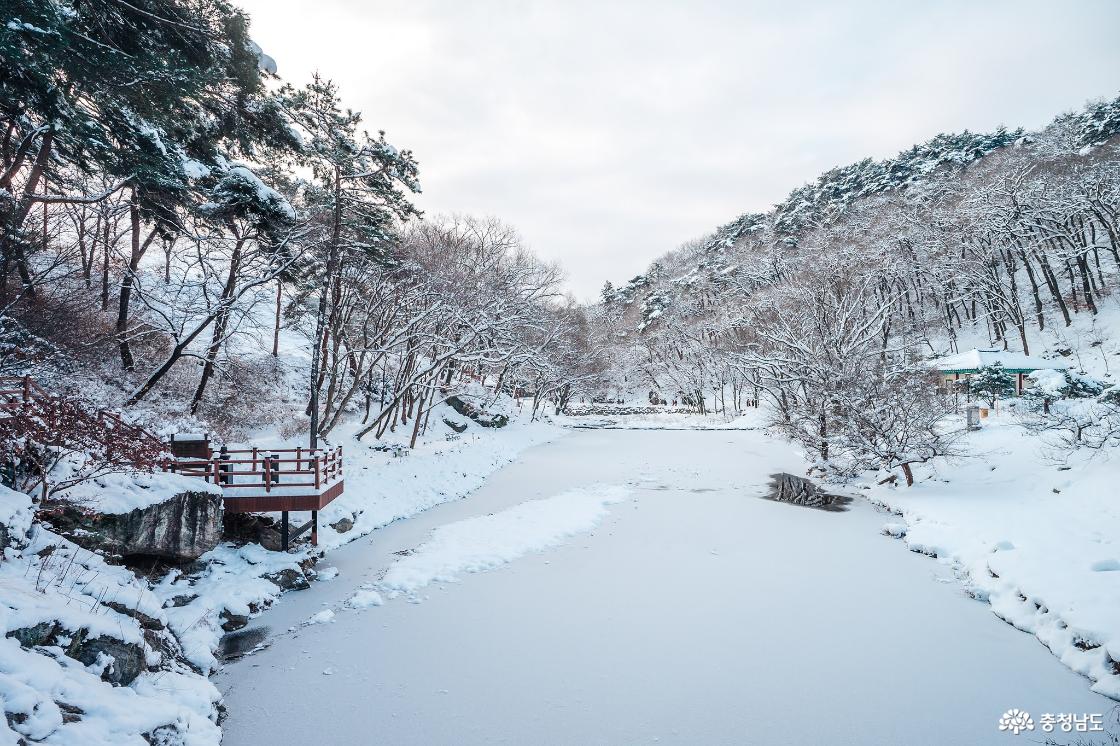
[222,480,345,513]
[165,444,346,549]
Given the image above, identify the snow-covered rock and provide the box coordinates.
[43,491,224,562]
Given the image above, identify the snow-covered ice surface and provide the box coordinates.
[216,429,1115,745]
[378,485,631,597]
[147,410,564,675]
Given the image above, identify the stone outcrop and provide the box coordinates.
[223,512,282,551]
[46,492,223,562]
[445,395,509,428]
[67,633,146,686]
[263,568,310,591]
[329,515,355,534]
[7,624,146,686]
[442,417,468,433]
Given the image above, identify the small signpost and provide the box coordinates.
[966,405,982,430]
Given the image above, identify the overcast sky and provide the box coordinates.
[237,0,1120,299]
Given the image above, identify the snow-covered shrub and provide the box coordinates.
[0,392,165,499]
[1022,384,1120,457]
[1023,369,1105,413]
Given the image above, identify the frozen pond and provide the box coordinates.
[217,429,1113,745]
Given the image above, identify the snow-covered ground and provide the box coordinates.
[1,488,222,746]
[215,429,1115,745]
[558,406,766,430]
[861,412,1120,700]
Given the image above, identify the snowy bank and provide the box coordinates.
[863,418,1120,700]
[1,524,221,745]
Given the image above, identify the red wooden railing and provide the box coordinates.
[164,446,344,492]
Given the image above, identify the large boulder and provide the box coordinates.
[67,633,146,686]
[46,491,223,562]
[445,395,509,428]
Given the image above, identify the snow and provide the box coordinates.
[0,486,33,547]
[213,165,296,220]
[377,484,631,598]
[560,406,767,431]
[246,40,277,75]
[180,158,210,180]
[0,526,221,745]
[933,347,1068,372]
[1030,368,1070,396]
[58,471,221,515]
[343,586,383,609]
[5,19,50,34]
[862,416,1120,699]
[216,429,1113,745]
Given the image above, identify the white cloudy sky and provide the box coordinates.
[238,0,1120,299]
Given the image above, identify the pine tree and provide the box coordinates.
[282,75,420,446]
[969,363,1016,406]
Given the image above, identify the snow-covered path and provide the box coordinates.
[216,429,1113,745]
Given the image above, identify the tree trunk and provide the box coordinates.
[189,236,246,414]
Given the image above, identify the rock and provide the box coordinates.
[11,623,145,685]
[263,568,310,592]
[58,702,84,724]
[142,627,180,671]
[67,633,146,686]
[46,492,223,563]
[144,723,185,745]
[329,516,354,534]
[166,594,198,608]
[766,473,852,511]
[218,626,270,661]
[220,610,249,632]
[7,621,59,648]
[442,417,468,433]
[445,395,508,428]
[222,513,282,551]
[105,601,165,630]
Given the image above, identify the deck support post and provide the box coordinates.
[281,510,289,551]
[311,510,318,546]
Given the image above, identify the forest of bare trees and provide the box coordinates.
[593,99,1120,480]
